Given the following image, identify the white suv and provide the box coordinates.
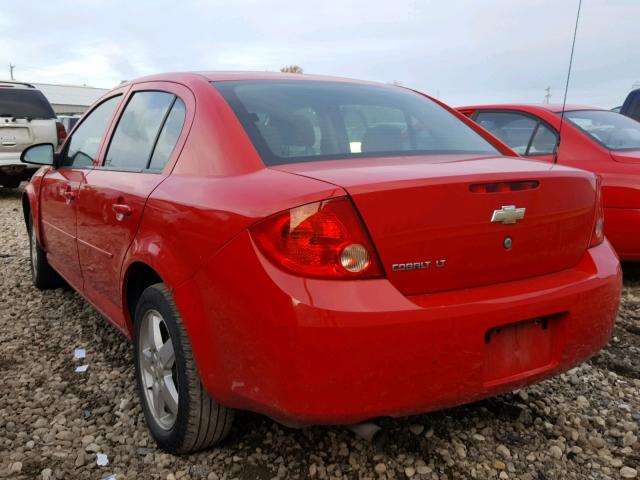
[0,81,64,188]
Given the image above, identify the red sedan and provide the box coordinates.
[458,104,640,261]
[21,73,620,453]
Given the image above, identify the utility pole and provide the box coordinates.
[544,86,551,104]
[9,63,15,80]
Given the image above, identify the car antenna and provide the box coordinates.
[556,0,582,164]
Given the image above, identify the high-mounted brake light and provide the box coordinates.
[250,197,383,279]
[470,180,539,193]
[589,176,605,248]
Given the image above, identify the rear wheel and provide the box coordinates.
[28,216,63,289]
[134,283,234,453]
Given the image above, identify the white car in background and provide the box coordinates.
[0,81,65,188]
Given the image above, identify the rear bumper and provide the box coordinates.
[604,207,640,261]
[175,234,621,425]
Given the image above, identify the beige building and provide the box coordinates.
[31,82,110,115]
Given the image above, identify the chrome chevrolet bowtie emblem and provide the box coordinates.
[491,205,526,225]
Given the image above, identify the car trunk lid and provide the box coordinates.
[273,155,597,295]
[610,150,640,164]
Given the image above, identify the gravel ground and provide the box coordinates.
[1,186,639,480]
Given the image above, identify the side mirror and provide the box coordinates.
[21,143,55,166]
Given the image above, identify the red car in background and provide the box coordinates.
[458,104,640,261]
[21,73,620,453]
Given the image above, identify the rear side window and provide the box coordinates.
[528,123,557,155]
[148,98,186,170]
[61,95,121,168]
[0,88,55,119]
[213,80,498,165]
[105,91,175,170]
[474,111,537,154]
[475,111,557,156]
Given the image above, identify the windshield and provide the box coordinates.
[0,88,56,119]
[563,110,640,151]
[213,80,499,165]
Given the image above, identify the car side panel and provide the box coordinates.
[77,170,167,330]
[76,81,197,332]
[168,78,265,177]
[39,167,88,288]
[603,207,640,261]
[22,167,48,242]
[119,169,344,337]
[556,126,640,260]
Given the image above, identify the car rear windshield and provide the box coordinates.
[563,110,640,151]
[213,80,499,165]
[0,88,56,119]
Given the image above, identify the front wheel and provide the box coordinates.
[134,283,234,453]
[28,216,63,289]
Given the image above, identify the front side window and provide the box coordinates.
[564,110,640,151]
[61,95,121,168]
[213,81,499,165]
[105,91,175,170]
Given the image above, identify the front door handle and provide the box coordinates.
[112,203,132,220]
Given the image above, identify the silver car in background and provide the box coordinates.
[0,81,64,188]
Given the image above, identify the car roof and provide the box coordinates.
[0,80,36,89]
[457,103,605,113]
[121,71,388,88]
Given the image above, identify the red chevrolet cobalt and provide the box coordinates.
[20,72,620,453]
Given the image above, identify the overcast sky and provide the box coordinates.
[1,0,638,108]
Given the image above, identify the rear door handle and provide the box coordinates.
[61,186,76,203]
[112,203,132,220]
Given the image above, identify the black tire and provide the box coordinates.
[133,283,234,453]
[28,216,64,289]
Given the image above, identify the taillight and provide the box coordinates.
[56,121,67,146]
[589,176,605,247]
[250,197,383,279]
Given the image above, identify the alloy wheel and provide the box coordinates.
[138,309,179,430]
